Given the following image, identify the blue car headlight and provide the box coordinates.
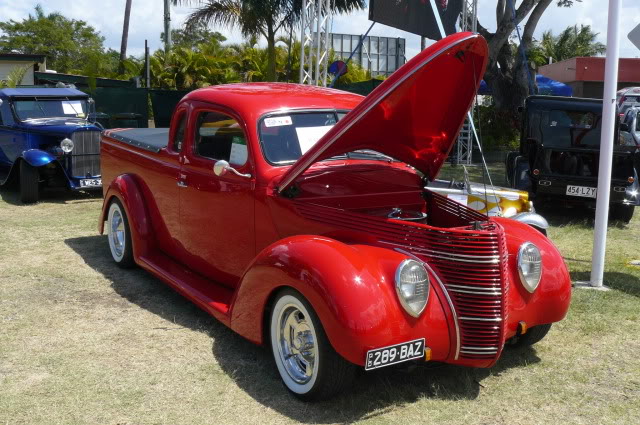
[60,138,74,153]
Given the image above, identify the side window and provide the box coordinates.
[173,113,186,152]
[194,111,247,166]
[636,113,640,132]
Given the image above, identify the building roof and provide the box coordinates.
[0,53,47,62]
[34,71,136,88]
[539,57,640,83]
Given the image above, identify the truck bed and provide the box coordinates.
[103,128,169,153]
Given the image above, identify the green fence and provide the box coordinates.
[335,79,385,96]
[150,90,190,128]
[81,87,149,128]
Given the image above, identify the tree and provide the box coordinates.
[161,23,227,50]
[0,5,106,73]
[172,0,365,82]
[472,1,580,123]
[119,0,133,74]
[530,24,605,67]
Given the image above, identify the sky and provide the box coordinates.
[0,0,638,64]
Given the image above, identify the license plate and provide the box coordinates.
[365,338,425,370]
[79,178,102,188]
[566,185,596,198]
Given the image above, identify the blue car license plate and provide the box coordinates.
[365,338,425,370]
[79,178,102,188]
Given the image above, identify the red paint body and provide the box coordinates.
[99,34,571,368]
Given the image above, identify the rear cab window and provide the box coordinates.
[194,111,247,166]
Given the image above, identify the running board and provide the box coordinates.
[138,251,234,325]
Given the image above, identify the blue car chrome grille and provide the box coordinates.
[70,130,101,177]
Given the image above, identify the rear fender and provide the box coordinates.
[99,174,152,259]
[22,149,56,167]
[230,236,450,366]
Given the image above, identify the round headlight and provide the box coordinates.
[395,259,429,318]
[60,138,74,153]
[517,242,542,293]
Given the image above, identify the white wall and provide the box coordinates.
[0,61,35,85]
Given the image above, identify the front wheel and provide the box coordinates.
[270,289,355,401]
[511,324,552,347]
[107,199,134,268]
[19,161,40,204]
[611,204,635,223]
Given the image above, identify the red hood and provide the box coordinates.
[278,32,487,193]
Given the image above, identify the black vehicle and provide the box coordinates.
[505,95,639,222]
[621,107,640,147]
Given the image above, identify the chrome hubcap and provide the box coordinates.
[110,209,125,258]
[277,304,317,384]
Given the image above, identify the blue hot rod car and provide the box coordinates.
[0,88,102,203]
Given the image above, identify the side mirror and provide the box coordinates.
[213,160,230,176]
[620,123,630,132]
[213,160,252,179]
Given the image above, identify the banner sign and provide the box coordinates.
[369,0,463,40]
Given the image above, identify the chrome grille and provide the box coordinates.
[70,130,101,177]
[293,192,508,364]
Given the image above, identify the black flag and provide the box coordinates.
[369,0,464,40]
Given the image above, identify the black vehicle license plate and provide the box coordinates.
[566,185,596,198]
[80,178,102,188]
[365,338,425,370]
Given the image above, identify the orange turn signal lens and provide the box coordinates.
[425,347,432,362]
[518,321,528,335]
[629,177,635,184]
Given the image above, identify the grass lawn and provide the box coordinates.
[1,169,639,425]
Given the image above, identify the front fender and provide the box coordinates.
[230,236,452,366]
[493,217,572,338]
[511,212,549,231]
[99,174,153,260]
[22,149,56,167]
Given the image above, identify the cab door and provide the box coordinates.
[177,105,255,287]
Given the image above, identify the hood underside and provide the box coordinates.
[278,32,488,193]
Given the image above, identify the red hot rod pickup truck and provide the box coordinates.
[99,33,571,400]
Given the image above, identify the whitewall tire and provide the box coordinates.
[270,289,355,400]
[107,199,134,268]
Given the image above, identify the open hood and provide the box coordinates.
[278,32,488,193]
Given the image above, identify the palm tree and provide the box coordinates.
[172,0,364,82]
[119,0,133,74]
[530,24,606,67]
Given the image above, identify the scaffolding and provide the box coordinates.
[299,0,332,86]
[456,0,478,165]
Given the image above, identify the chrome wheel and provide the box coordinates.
[108,202,126,262]
[271,293,320,394]
[277,304,318,384]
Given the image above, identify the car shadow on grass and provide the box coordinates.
[66,234,542,423]
[537,203,632,229]
[0,185,101,206]
[571,271,640,298]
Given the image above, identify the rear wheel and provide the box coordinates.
[107,199,134,268]
[511,324,552,347]
[611,204,635,223]
[19,161,40,204]
[270,289,355,401]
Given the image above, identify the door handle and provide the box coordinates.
[177,180,187,188]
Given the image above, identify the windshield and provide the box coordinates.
[526,108,603,148]
[13,98,88,121]
[259,110,392,165]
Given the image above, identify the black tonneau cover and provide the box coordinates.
[106,128,169,153]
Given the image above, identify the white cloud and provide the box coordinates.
[0,0,638,62]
